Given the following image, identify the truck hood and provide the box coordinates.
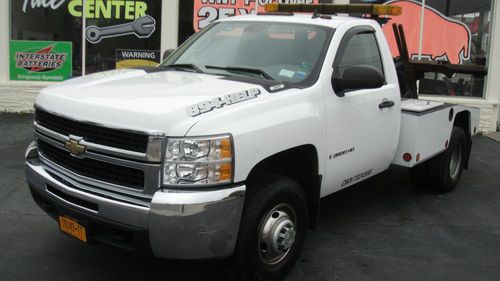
[36,69,270,135]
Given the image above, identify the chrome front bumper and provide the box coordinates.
[25,142,245,259]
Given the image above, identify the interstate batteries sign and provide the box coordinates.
[10,40,72,81]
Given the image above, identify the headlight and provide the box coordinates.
[163,135,233,186]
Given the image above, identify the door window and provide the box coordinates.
[336,32,384,78]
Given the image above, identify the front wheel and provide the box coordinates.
[226,175,308,281]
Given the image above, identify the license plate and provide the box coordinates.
[59,216,87,243]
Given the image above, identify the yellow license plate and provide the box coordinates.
[59,216,87,243]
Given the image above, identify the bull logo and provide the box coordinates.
[382,0,471,64]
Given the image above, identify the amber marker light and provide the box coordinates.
[219,162,233,181]
[264,3,279,12]
[220,138,232,159]
[373,5,402,16]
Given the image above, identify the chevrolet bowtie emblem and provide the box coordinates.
[65,138,86,156]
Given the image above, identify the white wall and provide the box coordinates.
[0,0,9,83]
[484,0,500,131]
[161,0,180,54]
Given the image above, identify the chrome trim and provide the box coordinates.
[26,159,150,228]
[40,156,154,203]
[149,185,245,259]
[38,150,160,196]
[43,162,153,207]
[36,130,157,170]
[45,186,99,214]
[34,122,164,162]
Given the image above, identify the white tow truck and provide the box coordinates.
[25,4,482,281]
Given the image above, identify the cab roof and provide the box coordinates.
[219,13,368,29]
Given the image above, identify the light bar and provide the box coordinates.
[264,3,402,16]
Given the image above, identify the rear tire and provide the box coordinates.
[225,175,308,281]
[409,127,467,192]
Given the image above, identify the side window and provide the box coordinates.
[337,32,384,77]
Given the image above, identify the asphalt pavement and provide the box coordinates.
[1,113,499,281]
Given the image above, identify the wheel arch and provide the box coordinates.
[246,144,322,229]
[453,110,472,169]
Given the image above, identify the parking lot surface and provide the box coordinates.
[1,113,500,281]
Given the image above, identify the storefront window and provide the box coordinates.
[84,0,162,74]
[180,0,326,45]
[10,0,162,80]
[10,0,83,78]
[352,0,492,98]
[420,0,491,97]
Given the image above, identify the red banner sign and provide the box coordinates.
[193,0,319,32]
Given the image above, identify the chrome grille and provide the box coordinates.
[38,140,145,189]
[33,108,164,203]
[35,108,149,153]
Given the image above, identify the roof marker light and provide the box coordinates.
[264,4,402,16]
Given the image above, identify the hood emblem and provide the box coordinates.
[186,88,261,117]
[65,137,86,157]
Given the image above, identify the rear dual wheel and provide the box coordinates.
[410,127,467,192]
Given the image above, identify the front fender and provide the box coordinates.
[185,87,326,183]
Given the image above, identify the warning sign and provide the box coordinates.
[115,49,161,69]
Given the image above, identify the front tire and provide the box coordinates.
[227,175,308,281]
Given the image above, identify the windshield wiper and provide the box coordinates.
[205,65,274,80]
[164,64,203,73]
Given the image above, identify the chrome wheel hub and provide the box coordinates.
[258,204,297,266]
[449,142,463,180]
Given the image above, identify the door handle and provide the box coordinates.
[379,100,395,109]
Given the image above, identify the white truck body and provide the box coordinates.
[25,11,479,280]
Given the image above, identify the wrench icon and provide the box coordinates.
[85,15,156,44]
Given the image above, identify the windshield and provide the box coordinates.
[161,21,334,86]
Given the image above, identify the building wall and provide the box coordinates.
[0,0,498,132]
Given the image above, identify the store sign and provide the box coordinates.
[115,49,160,69]
[10,40,72,82]
[193,0,319,31]
[22,0,149,20]
[383,0,471,64]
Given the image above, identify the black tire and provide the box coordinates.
[226,175,308,281]
[409,127,467,192]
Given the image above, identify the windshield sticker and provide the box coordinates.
[186,88,261,117]
[279,69,295,78]
[295,71,307,79]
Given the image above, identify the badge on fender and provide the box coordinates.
[186,88,261,117]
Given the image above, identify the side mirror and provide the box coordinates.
[332,65,385,97]
[162,49,175,61]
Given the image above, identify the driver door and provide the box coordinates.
[323,26,400,196]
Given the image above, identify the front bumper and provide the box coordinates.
[25,142,245,259]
